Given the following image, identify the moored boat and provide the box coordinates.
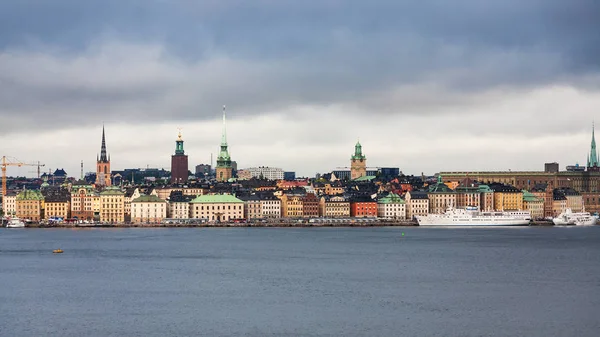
[416,207,531,226]
[552,209,596,226]
[6,217,26,228]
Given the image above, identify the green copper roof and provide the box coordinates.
[216,106,232,167]
[351,139,366,160]
[353,175,376,182]
[378,192,405,204]
[522,190,543,203]
[190,194,243,203]
[132,194,167,203]
[428,175,454,193]
[100,187,124,196]
[16,189,44,201]
[478,184,493,193]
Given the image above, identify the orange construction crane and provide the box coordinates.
[1,156,39,200]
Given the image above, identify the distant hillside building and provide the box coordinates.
[244,167,284,180]
[171,130,189,184]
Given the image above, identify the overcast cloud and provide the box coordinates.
[1,0,599,177]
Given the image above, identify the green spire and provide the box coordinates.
[589,122,598,168]
[217,105,232,168]
[351,139,366,160]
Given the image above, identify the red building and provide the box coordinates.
[350,197,378,217]
[171,131,189,184]
[302,192,320,217]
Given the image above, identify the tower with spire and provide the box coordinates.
[350,139,367,180]
[587,122,599,172]
[96,125,112,187]
[171,128,189,184]
[216,105,233,182]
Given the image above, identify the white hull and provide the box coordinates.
[5,218,26,228]
[416,207,531,227]
[552,209,596,226]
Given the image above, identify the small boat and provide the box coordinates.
[53,249,64,254]
[6,218,25,228]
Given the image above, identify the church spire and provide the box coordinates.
[221,105,228,146]
[589,122,598,168]
[217,105,231,168]
[175,128,184,155]
[99,125,108,162]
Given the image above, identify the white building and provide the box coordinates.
[2,193,17,215]
[259,194,281,218]
[131,195,168,224]
[168,199,191,219]
[244,167,284,181]
[377,193,406,220]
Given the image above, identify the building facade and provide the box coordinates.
[100,187,124,223]
[405,191,429,220]
[239,195,262,220]
[190,194,244,222]
[377,193,406,220]
[3,192,17,216]
[43,188,71,220]
[244,167,284,181]
[15,189,44,222]
[491,184,523,211]
[171,130,189,184]
[279,193,304,218]
[427,176,456,214]
[350,197,378,217]
[523,190,544,219]
[302,192,320,218]
[96,126,112,187]
[319,195,350,217]
[131,195,168,224]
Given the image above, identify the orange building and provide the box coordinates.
[350,197,378,217]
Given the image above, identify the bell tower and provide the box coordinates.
[171,128,189,184]
[96,125,112,186]
[350,139,367,180]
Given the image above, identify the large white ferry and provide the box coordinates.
[552,209,597,226]
[416,207,531,226]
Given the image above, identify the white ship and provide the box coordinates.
[552,209,597,226]
[5,217,25,228]
[416,207,531,226]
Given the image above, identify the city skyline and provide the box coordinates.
[1,1,599,177]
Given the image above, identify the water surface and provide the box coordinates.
[1,227,599,336]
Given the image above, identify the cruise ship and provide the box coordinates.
[552,209,597,226]
[416,207,531,226]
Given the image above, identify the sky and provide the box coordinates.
[1,0,599,178]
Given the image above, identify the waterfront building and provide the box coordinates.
[171,130,189,184]
[244,167,284,181]
[131,195,168,224]
[478,184,495,211]
[350,140,367,180]
[531,184,554,217]
[258,193,281,218]
[43,188,71,220]
[552,193,567,216]
[350,196,378,217]
[377,193,406,220]
[523,190,544,219]
[15,189,44,221]
[405,191,429,220]
[95,126,112,187]
[124,187,141,221]
[279,192,304,218]
[454,177,481,209]
[302,192,320,218]
[239,195,262,219]
[190,194,244,222]
[319,195,350,218]
[216,106,233,182]
[3,192,17,216]
[100,187,124,223]
[490,183,523,211]
[427,175,456,214]
[168,191,194,219]
[559,188,584,212]
[582,192,600,214]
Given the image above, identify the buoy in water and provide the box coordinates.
[53,249,63,254]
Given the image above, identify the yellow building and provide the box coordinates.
[131,195,168,224]
[190,194,244,222]
[350,140,367,180]
[100,187,125,223]
[2,192,17,216]
[16,189,44,222]
[427,176,456,214]
[43,188,71,220]
[319,195,350,217]
[279,193,304,218]
[324,183,345,196]
[491,184,523,211]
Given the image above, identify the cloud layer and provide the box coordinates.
[1,1,599,176]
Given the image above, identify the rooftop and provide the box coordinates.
[190,194,243,203]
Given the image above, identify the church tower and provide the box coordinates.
[171,129,189,184]
[96,126,112,186]
[216,106,233,182]
[350,139,367,180]
[587,122,599,172]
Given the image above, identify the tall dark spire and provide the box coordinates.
[588,122,598,168]
[99,125,108,163]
